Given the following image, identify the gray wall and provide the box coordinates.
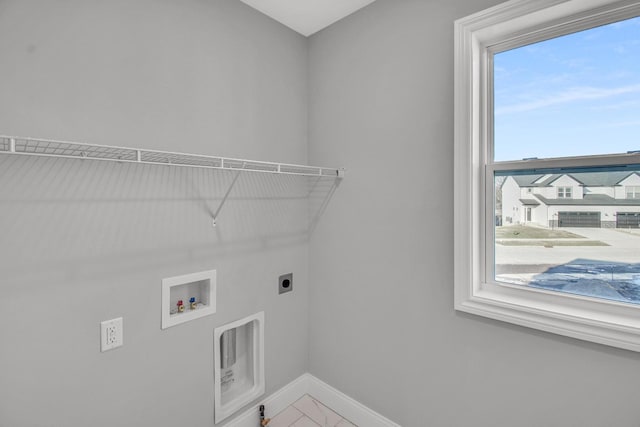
[5,1,640,426]
[307,1,640,426]
[0,1,311,426]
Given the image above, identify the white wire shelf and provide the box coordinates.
[0,135,345,178]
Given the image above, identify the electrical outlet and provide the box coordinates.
[278,273,293,294]
[101,317,123,352]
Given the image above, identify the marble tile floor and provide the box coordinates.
[267,394,357,427]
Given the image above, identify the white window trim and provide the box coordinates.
[557,187,572,198]
[627,186,640,199]
[454,0,640,352]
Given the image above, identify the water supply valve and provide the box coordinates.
[259,404,270,426]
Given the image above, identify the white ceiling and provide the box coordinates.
[240,0,378,37]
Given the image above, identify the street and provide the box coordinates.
[495,227,640,303]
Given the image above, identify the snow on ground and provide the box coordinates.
[495,228,640,303]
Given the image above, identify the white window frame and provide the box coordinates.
[626,185,640,199]
[454,0,640,352]
[557,186,572,198]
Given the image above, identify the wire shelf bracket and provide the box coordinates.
[211,163,244,227]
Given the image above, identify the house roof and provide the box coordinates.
[511,174,564,187]
[568,171,635,186]
[534,194,640,206]
[511,174,547,187]
[615,171,640,184]
[509,171,638,187]
[539,174,565,186]
[519,198,541,206]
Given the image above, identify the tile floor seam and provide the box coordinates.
[270,393,357,427]
[297,415,322,427]
[310,398,326,424]
[287,413,306,427]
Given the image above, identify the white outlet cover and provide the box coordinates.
[100,317,123,352]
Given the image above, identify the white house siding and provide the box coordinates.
[550,175,584,199]
[531,204,548,227]
[616,173,640,199]
[521,187,535,197]
[536,186,554,199]
[500,173,640,229]
[501,176,524,225]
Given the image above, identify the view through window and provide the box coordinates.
[493,16,640,304]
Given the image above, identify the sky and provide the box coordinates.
[494,15,640,162]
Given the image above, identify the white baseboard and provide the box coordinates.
[223,373,401,427]
[222,374,308,427]
[305,374,401,427]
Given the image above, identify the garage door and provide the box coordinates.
[617,212,640,228]
[558,211,601,228]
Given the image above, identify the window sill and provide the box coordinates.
[456,281,640,351]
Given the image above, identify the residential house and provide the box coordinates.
[501,171,640,228]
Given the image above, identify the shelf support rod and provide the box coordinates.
[212,162,245,227]
[9,138,15,153]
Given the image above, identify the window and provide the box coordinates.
[557,187,572,199]
[627,186,640,199]
[454,0,640,352]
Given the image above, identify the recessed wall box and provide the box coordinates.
[278,273,293,294]
[213,311,265,424]
[161,270,216,329]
